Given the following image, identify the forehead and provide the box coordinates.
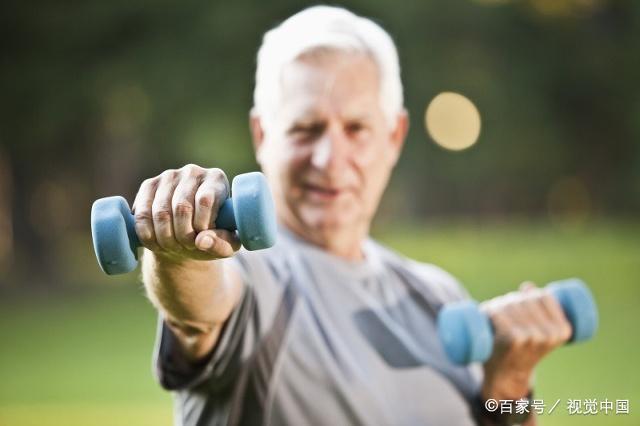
[277,50,381,119]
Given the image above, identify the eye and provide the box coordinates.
[345,121,368,138]
[289,122,325,141]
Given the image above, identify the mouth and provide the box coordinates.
[301,183,343,201]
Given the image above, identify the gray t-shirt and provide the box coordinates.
[154,227,483,425]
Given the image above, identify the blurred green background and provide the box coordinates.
[0,0,638,424]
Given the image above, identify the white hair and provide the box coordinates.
[253,5,404,128]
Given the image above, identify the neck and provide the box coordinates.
[281,216,368,261]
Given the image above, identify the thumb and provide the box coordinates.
[195,229,241,258]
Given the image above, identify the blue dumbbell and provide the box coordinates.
[437,278,598,365]
[91,171,277,275]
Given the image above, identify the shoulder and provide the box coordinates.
[369,239,470,304]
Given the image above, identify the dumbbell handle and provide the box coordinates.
[437,279,598,365]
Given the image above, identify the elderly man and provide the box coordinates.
[134,6,571,426]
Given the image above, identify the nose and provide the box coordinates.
[310,126,348,172]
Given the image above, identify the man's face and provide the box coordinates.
[253,50,407,252]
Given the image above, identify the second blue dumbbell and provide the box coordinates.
[437,278,598,365]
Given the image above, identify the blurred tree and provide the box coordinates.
[0,147,13,284]
[0,0,637,286]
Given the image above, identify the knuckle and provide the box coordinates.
[140,177,156,189]
[209,167,226,178]
[173,200,194,217]
[134,210,153,223]
[530,290,546,302]
[152,207,172,223]
[197,193,214,209]
[160,169,177,180]
[514,299,531,312]
[182,163,203,176]
[209,167,229,185]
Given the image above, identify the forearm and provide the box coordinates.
[477,369,536,426]
[474,392,537,426]
[481,368,532,402]
[141,249,243,360]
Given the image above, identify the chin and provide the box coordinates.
[299,204,360,233]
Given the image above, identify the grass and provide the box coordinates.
[0,286,173,425]
[0,220,638,425]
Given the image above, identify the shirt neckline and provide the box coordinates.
[276,225,383,280]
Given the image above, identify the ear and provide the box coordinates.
[389,109,409,165]
[249,110,266,164]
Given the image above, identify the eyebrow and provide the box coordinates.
[291,111,373,123]
[344,114,372,122]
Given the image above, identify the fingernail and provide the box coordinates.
[200,236,214,249]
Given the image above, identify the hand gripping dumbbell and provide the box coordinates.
[91,171,277,275]
[437,278,598,365]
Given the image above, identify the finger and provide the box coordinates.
[172,168,202,250]
[491,292,542,348]
[132,177,161,251]
[194,168,229,233]
[519,281,538,292]
[537,293,573,344]
[152,169,181,251]
[514,290,569,357]
[481,290,520,315]
[195,229,241,258]
[490,310,528,352]
[482,283,544,349]
[513,296,552,347]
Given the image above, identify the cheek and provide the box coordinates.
[353,126,396,168]
[354,143,381,167]
[273,145,311,195]
[353,139,392,179]
[353,142,394,202]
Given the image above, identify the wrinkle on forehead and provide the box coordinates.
[297,48,375,97]
[278,49,381,120]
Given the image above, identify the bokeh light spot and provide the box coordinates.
[425,92,482,151]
